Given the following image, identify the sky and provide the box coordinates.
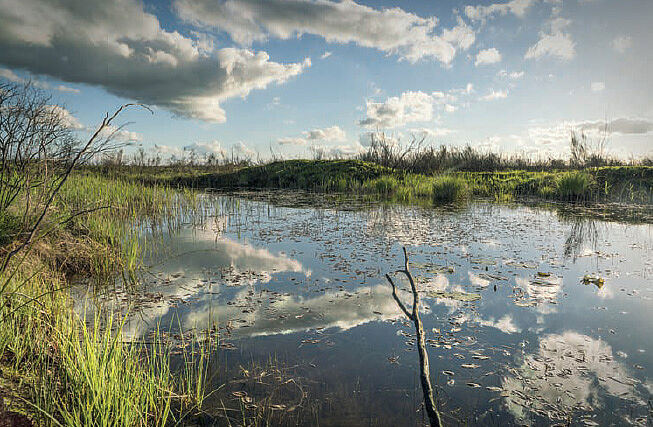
[0,0,651,162]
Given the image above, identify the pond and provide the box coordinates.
[76,192,653,426]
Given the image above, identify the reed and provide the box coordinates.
[0,172,211,425]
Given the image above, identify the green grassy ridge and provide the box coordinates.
[99,161,653,204]
[113,159,392,191]
[459,167,653,203]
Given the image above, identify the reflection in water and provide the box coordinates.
[563,217,599,261]
[502,331,647,425]
[183,284,402,338]
[76,194,653,426]
[85,229,311,339]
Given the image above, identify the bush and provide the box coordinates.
[556,171,594,200]
[432,175,469,204]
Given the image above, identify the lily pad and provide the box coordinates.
[428,291,481,302]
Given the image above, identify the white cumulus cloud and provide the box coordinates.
[465,0,534,22]
[525,18,575,61]
[0,0,310,122]
[479,89,508,101]
[175,0,476,64]
[475,47,502,66]
[360,91,434,128]
[278,125,347,145]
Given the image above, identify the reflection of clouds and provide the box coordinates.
[420,274,466,310]
[183,285,402,338]
[596,285,614,300]
[502,331,644,423]
[453,312,521,335]
[87,232,309,339]
[515,275,562,311]
[150,227,308,287]
[478,315,520,333]
[216,237,304,275]
[422,274,519,335]
[468,271,489,288]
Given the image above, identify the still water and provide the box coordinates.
[79,192,653,426]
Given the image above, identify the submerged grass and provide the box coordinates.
[0,172,213,426]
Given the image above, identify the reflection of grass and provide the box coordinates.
[98,161,653,205]
[0,174,212,425]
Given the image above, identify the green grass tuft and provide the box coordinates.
[556,171,594,200]
[432,175,469,204]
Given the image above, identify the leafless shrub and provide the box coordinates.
[358,131,425,170]
[0,82,142,275]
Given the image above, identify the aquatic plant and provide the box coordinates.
[556,171,594,200]
[432,175,469,204]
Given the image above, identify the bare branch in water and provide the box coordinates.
[386,247,443,427]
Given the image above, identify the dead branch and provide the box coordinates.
[386,247,442,427]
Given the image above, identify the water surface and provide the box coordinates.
[78,192,653,426]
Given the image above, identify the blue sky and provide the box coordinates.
[1,0,651,162]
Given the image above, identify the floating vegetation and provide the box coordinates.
[428,291,482,302]
[582,274,606,288]
[413,262,456,274]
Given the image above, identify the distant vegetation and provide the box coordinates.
[97,160,653,205]
[431,176,469,204]
[92,128,652,205]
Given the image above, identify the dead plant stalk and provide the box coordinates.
[385,247,443,427]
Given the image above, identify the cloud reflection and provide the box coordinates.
[502,331,645,423]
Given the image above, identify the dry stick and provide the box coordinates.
[386,247,443,427]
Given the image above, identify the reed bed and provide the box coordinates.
[99,160,652,206]
[0,172,213,426]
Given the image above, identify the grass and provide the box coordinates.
[0,172,212,426]
[96,161,653,205]
[556,171,594,200]
[432,176,469,204]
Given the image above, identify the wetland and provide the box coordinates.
[75,190,653,426]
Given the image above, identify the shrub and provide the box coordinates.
[556,171,594,200]
[432,175,469,204]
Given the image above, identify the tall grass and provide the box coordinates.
[432,175,469,204]
[556,171,594,200]
[33,314,173,427]
[0,172,213,425]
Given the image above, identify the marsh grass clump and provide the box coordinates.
[371,175,399,195]
[33,314,174,427]
[556,171,594,200]
[0,170,210,425]
[432,175,469,204]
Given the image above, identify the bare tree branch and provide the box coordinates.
[386,247,443,427]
